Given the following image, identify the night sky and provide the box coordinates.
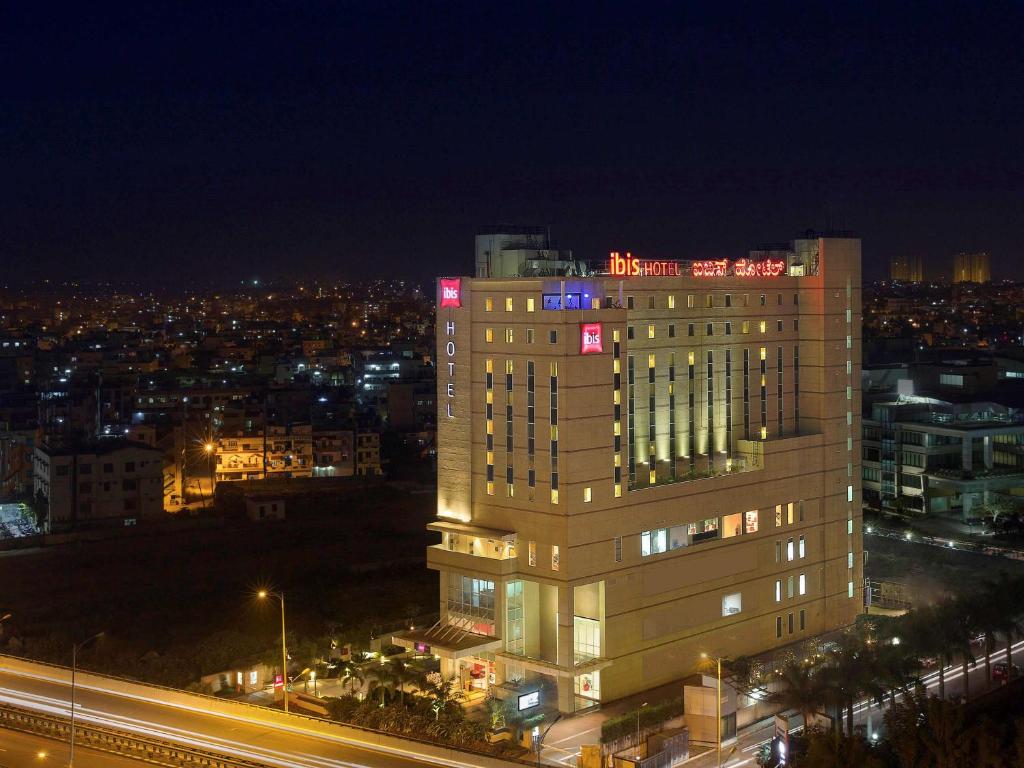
[3,2,1023,284]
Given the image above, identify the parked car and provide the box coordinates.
[993,662,1019,682]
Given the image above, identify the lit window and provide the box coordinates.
[848,551,854,569]
[799,535,806,558]
[787,502,794,525]
[505,297,513,312]
[527,328,534,343]
[614,483,622,498]
[485,297,494,311]
[722,592,742,616]
[551,488,559,504]
[551,545,560,570]
[706,294,713,308]
[847,485,854,503]
[848,581,855,598]
[486,480,494,495]
[687,295,694,308]
[759,320,767,333]
[723,512,743,538]
[648,324,655,339]
[787,576,794,598]
[648,353,655,367]
[527,297,535,312]
[847,518,854,535]
[583,487,592,503]
[742,321,749,334]
[613,329,620,342]
[505,329,514,343]
[668,295,675,309]
[485,328,493,343]
[760,347,767,360]
[592,297,600,309]
[786,537,794,561]
[649,469,656,484]
[760,426,767,439]
[745,510,758,533]
[775,505,782,527]
[775,580,782,602]
[528,541,536,566]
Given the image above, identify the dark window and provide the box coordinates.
[124,461,135,473]
[725,294,732,307]
[627,296,634,309]
[79,463,92,474]
[55,465,69,477]
[123,479,137,491]
[706,323,713,336]
[627,326,635,340]
[549,330,557,344]
[648,297,655,309]
[760,294,766,306]
[668,324,675,338]
[103,463,114,473]
[688,324,694,337]
[78,482,91,493]
[776,616,783,639]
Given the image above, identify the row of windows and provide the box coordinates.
[525,540,559,571]
[482,293,802,312]
[775,535,807,562]
[626,319,798,340]
[775,573,807,601]
[485,328,558,344]
[55,460,143,477]
[776,610,807,638]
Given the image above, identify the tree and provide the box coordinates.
[769,661,825,731]
[422,672,463,720]
[364,663,398,707]
[386,658,418,704]
[339,662,366,697]
[944,595,978,701]
[799,729,885,768]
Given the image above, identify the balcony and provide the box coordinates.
[427,520,519,577]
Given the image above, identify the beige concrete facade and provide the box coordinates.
[418,237,863,714]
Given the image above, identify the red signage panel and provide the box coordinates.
[580,323,603,354]
[439,278,462,308]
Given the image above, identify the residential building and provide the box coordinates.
[213,424,313,482]
[953,251,991,284]
[32,440,164,530]
[356,432,383,476]
[890,255,923,283]
[395,234,863,715]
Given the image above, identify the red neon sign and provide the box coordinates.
[439,278,462,308]
[691,258,787,278]
[608,252,682,277]
[580,323,603,354]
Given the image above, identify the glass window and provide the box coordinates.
[799,573,806,595]
[723,512,743,538]
[799,535,806,558]
[527,297,535,312]
[528,541,536,566]
[722,593,742,616]
[787,502,794,525]
[583,487,592,503]
[505,297,513,312]
[775,580,782,602]
[551,545,560,571]
[787,538,795,561]
[745,510,758,533]
[486,328,493,342]
[485,297,494,311]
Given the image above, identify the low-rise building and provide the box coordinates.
[32,440,164,530]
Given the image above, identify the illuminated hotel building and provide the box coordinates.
[397,234,863,714]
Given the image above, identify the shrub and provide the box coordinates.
[600,697,685,744]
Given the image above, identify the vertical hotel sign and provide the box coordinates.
[439,278,461,418]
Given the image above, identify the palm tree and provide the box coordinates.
[945,595,978,701]
[339,661,365,697]
[972,589,1000,686]
[365,663,398,707]
[825,632,875,735]
[986,573,1024,672]
[387,658,418,704]
[768,661,825,731]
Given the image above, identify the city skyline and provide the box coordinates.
[4,3,1024,283]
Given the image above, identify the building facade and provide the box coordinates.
[397,235,863,714]
[890,255,923,283]
[953,251,991,284]
[33,440,164,530]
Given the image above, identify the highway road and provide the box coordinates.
[0,726,144,767]
[0,666,497,768]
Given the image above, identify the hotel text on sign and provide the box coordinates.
[608,252,682,277]
[439,278,462,308]
[580,323,603,354]
[691,258,787,278]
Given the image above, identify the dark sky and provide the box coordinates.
[3,2,1023,284]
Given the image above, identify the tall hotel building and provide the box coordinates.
[398,234,863,714]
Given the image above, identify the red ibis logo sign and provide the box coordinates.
[608,252,682,277]
[580,323,603,354]
[439,278,462,308]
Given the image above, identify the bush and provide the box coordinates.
[600,697,685,744]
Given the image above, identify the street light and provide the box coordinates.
[636,702,648,758]
[701,653,725,768]
[258,590,289,713]
[70,631,104,768]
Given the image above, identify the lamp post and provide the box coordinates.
[701,653,724,768]
[70,632,104,768]
[636,702,648,759]
[258,590,289,713]
[204,442,215,499]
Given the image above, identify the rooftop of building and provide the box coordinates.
[38,438,163,457]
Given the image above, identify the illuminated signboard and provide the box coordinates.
[691,258,787,278]
[414,642,431,654]
[518,690,540,710]
[608,252,682,277]
[439,278,462,308]
[580,322,603,354]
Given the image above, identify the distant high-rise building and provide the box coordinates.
[952,251,991,283]
[890,255,923,282]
